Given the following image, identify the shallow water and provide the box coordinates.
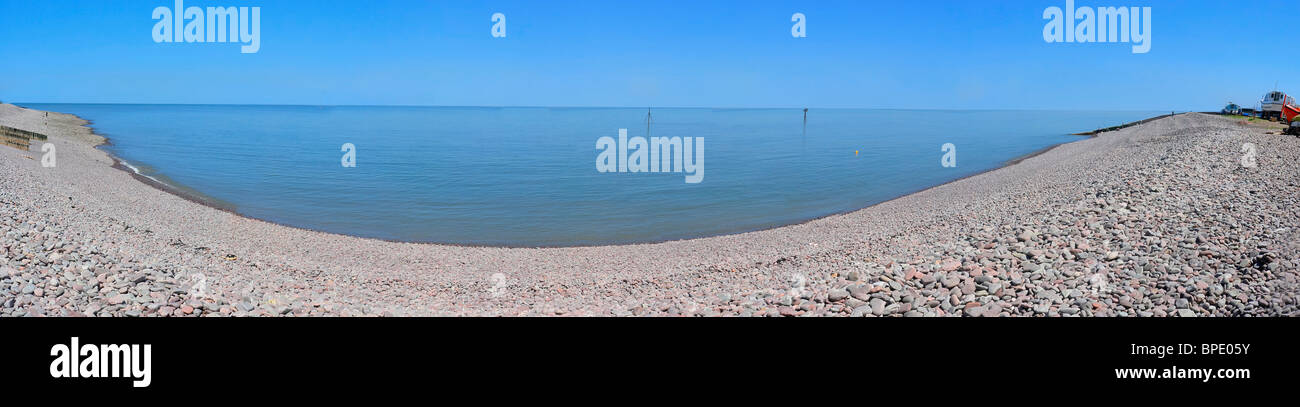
[27,104,1161,246]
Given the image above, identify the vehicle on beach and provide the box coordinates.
[1260,91,1292,120]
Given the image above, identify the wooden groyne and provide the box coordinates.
[1,125,47,151]
[1071,113,1176,136]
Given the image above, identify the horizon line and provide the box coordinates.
[4,101,1189,112]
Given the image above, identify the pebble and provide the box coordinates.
[827,288,849,302]
[869,298,886,316]
[847,285,872,302]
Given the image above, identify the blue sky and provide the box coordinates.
[0,0,1293,110]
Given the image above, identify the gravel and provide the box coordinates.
[2,104,1298,316]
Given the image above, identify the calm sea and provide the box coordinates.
[27,104,1161,246]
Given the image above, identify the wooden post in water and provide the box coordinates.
[800,108,809,159]
[802,108,808,137]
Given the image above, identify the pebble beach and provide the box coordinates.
[2,103,1298,317]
